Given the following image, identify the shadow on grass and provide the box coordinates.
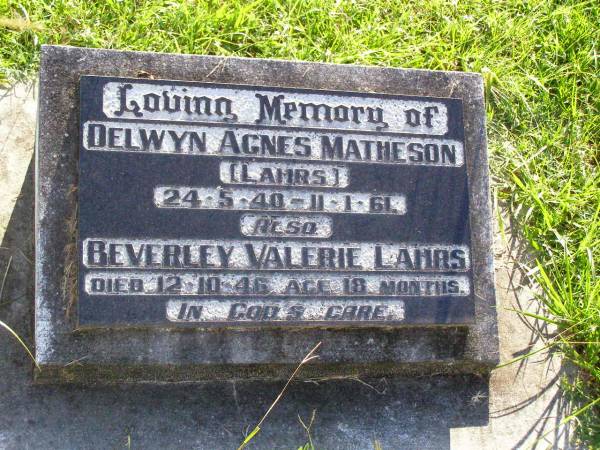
[492,204,575,449]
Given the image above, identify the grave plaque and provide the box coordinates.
[36,46,498,382]
[79,77,471,327]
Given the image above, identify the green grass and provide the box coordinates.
[0,0,598,446]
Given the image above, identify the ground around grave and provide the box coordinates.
[0,82,572,450]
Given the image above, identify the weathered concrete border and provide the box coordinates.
[35,45,498,383]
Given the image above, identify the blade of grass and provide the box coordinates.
[238,342,321,450]
[0,319,40,371]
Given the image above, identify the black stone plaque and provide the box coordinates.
[78,75,473,327]
[36,46,499,382]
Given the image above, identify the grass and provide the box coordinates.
[238,343,321,450]
[0,0,598,446]
[0,319,39,370]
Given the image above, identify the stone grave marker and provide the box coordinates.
[35,45,498,382]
